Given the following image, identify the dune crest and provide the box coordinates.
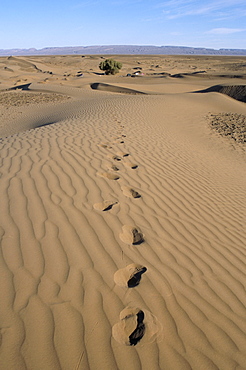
[90,82,147,94]
[198,84,246,102]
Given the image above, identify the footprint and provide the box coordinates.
[120,225,144,245]
[124,162,138,169]
[94,201,118,211]
[114,264,147,288]
[107,154,122,161]
[129,310,145,346]
[98,172,120,180]
[117,151,129,157]
[112,307,145,346]
[110,165,120,171]
[121,186,141,199]
[98,144,112,149]
[112,307,162,346]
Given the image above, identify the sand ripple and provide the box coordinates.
[0,85,246,369]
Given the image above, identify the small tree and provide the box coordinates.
[99,58,122,75]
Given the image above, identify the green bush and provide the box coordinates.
[99,58,122,75]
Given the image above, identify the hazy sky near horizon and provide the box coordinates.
[1,0,246,50]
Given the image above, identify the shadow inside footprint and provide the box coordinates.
[120,225,144,245]
[129,188,140,197]
[103,204,114,211]
[111,165,120,171]
[108,154,122,161]
[128,267,147,288]
[99,172,120,180]
[94,201,118,211]
[122,186,141,199]
[132,228,144,244]
[114,264,147,288]
[112,306,162,346]
[117,152,129,157]
[113,156,122,161]
[129,310,145,346]
[99,144,112,149]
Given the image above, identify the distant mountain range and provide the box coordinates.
[1,45,246,56]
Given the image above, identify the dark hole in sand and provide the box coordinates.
[128,267,147,288]
[132,228,144,245]
[129,310,145,346]
[103,204,115,211]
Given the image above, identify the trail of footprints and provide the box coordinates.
[94,117,159,347]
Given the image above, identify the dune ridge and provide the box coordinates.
[0,55,246,369]
[198,84,246,103]
[90,82,147,95]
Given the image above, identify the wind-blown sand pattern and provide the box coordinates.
[0,55,246,369]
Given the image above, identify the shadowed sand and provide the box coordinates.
[93,200,118,211]
[90,82,147,94]
[0,54,246,370]
[197,84,246,103]
[114,264,147,288]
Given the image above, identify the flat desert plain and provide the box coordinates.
[0,54,246,370]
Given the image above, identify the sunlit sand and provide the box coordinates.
[0,54,246,369]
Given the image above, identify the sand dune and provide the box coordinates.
[198,84,246,103]
[6,56,41,72]
[90,82,147,95]
[0,55,246,369]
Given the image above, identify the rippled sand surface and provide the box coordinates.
[0,54,246,369]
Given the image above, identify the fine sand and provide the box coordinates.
[0,54,246,369]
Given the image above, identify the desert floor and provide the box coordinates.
[0,54,246,370]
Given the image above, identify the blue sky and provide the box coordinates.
[0,0,246,50]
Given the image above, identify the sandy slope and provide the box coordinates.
[0,55,246,370]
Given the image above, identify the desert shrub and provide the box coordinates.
[99,58,122,75]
